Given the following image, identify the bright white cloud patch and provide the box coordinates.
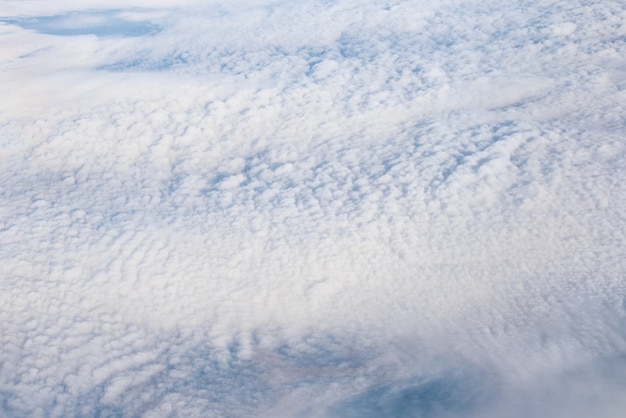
[1,0,626,416]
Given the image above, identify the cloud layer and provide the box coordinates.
[1,0,626,416]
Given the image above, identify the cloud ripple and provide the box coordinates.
[1,0,626,416]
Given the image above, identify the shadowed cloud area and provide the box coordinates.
[1,0,625,416]
[325,371,490,418]
[0,9,161,37]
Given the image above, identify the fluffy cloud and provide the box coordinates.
[1,0,625,416]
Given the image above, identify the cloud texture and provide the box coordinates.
[1,0,626,416]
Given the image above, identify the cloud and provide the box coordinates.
[1,0,626,416]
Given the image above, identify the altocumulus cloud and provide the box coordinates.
[1,0,626,416]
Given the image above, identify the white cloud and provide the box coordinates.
[1,0,626,416]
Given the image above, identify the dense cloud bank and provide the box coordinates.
[1,0,625,416]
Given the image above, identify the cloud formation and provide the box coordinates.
[1,0,625,416]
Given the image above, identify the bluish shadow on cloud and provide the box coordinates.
[325,369,495,418]
[49,331,372,417]
[54,339,272,417]
[0,10,160,37]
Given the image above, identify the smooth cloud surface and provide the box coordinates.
[1,0,626,416]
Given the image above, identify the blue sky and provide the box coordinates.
[1,0,625,416]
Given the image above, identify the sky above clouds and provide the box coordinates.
[1,0,626,416]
